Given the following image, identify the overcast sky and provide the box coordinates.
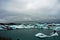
[0,0,60,23]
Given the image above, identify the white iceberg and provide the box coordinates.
[26,25,34,28]
[35,33,50,38]
[51,32,58,36]
[9,24,25,29]
[51,27,60,31]
[9,25,17,29]
[0,25,6,30]
[42,27,48,29]
[35,32,58,38]
[0,28,3,30]
[54,27,60,31]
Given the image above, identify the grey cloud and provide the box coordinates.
[0,0,60,23]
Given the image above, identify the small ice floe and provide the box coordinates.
[0,28,4,30]
[0,25,6,30]
[50,32,58,37]
[54,27,60,31]
[35,33,50,38]
[42,27,48,29]
[35,32,58,38]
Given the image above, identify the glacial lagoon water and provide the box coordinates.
[0,29,60,40]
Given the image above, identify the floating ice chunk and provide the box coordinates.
[0,28,3,30]
[9,25,25,29]
[51,32,58,36]
[35,32,58,38]
[9,25,17,29]
[51,27,60,31]
[42,27,48,29]
[35,33,51,38]
[54,27,60,31]
[17,25,25,28]
[0,25,6,30]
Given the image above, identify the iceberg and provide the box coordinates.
[0,28,3,30]
[35,32,58,38]
[51,32,58,36]
[51,27,60,31]
[54,27,60,31]
[35,33,50,38]
[9,25,17,29]
[9,24,25,29]
[26,25,34,28]
[0,25,6,30]
[42,27,48,29]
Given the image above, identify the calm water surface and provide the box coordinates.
[0,29,60,40]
